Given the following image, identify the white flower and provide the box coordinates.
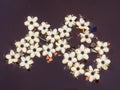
[75,44,90,60]
[25,31,40,44]
[27,43,42,58]
[38,22,50,34]
[5,50,20,64]
[80,31,94,43]
[24,16,39,30]
[42,43,55,57]
[58,25,71,38]
[96,55,111,70]
[15,39,29,53]
[62,52,77,67]
[95,41,109,55]
[85,66,100,82]
[71,62,85,77]
[56,39,70,53]
[65,15,77,27]
[76,17,90,30]
[46,29,60,43]
[20,56,34,69]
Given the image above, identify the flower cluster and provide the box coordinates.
[62,15,111,82]
[5,15,111,82]
[5,16,71,69]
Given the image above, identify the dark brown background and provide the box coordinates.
[0,0,120,90]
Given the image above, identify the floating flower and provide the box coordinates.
[46,29,60,43]
[5,50,20,64]
[65,15,77,27]
[56,39,70,53]
[24,16,39,30]
[76,17,90,30]
[58,25,72,38]
[42,43,55,57]
[25,31,40,44]
[80,31,94,43]
[75,44,90,60]
[38,22,50,34]
[71,62,85,77]
[85,66,100,82]
[62,52,77,67]
[27,43,42,58]
[15,39,29,53]
[96,55,111,70]
[20,56,34,69]
[95,41,109,55]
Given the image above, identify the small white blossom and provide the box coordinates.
[25,31,40,44]
[20,56,34,69]
[65,15,77,27]
[62,52,77,67]
[15,39,29,53]
[58,25,71,38]
[71,62,85,77]
[75,44,90,60]
[38,22,50,34]
[24,16,39,30]
[5,50,20,64]
[42,43,55,57]
[46,29,60,43]
[85,66,100,82]
[56,39,70,53]
[76,17,90,30]
[80,31,94,43]
[96,55,111,70]
[95,41,109,55]
[27,43,42,58]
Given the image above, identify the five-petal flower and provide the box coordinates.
[75,44,90,60]
[85,66,100,82]
[95,41,109,55]
[5,50,20,64]
[62,52,77,67]
[20,56,34,69]
[24,16,39,30]
[96,55,111,70]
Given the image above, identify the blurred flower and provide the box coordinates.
[65,15,77,27]
[20,56,34,69]
[56,39,70,53]
[75,44,90,60]
[5,50,20,64]
[62,52,77,67]
[24,16,39,30]
[46,29,60,43]
[15,39,29,53]
[42,43,55,57]
[95,41,109,55]
[96,55,111,70]
[80,31,94,43]
[27,43,42,58]
[76,17,90,30]
[58,25,71,38]
[71,62,85,77]
[25,31,39,44]
[38,22,50,34]
[85,66,100,82]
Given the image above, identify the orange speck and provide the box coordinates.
[46,55,49,60]
[54,52,58,56]
[48,57,53,62]
[46,55,53,63]
[86,77,89,81]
